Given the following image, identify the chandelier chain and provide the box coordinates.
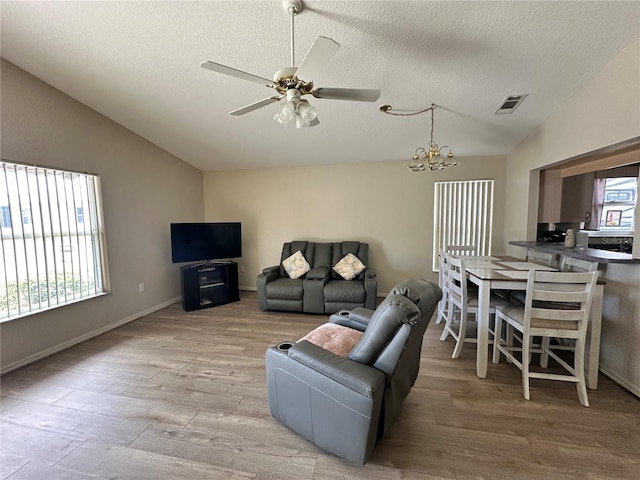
[378,103,436,117]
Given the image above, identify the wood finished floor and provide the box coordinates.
[1,291,639,480]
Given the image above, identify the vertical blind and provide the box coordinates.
[0,160,109,320]
[433,179,494,270]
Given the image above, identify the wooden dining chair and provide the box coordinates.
[437,246,478,325]
[435,250,451,325]
[440,256,508,358]
[511,249,557,305]
[524,249,556,267]
[536,255,599,366]
[492,270,597,407]
[559,255,598,273]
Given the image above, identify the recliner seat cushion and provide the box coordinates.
[265,278,304,300]
[324,280,366,303]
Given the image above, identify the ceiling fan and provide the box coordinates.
[200,0,381,128]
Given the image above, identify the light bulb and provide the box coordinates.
[298,101,316,124]
[273,101,295,126]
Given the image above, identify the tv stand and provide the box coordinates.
[180,261,239,311]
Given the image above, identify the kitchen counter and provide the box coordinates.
[509,241,640,264]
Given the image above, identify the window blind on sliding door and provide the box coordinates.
[433,180,494,270]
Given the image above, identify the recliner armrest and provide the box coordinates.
[329,307,375,331]
[364,268,376,278]
[288,341,384,397]
[261,265,280,276]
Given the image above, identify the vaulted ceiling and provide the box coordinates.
[2,1,639,171]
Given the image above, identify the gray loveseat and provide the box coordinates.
[265,279,442,464]
[257,240,376,314]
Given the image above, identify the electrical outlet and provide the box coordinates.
[139,283,145,292]
[239,265,245,273]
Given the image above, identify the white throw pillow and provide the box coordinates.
[333,253,366,280]
[282,250,310,279]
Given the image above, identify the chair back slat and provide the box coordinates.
[559,256,598,273]
[445,244,477,256]
[524,270,597,331]
[531,308,585,321]
[447,256,467,298]
[525,249,556,266]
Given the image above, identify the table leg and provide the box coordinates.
[476,279,490,378]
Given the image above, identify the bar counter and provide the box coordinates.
[509,241,640,264]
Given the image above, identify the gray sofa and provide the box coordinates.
[265,279,442,464]
[257,240,376,314]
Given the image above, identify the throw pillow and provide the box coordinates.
[282,250,310,279]
[333,253,366,280]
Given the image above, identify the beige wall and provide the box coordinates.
[203,156,506,294]
[0,59,204,372]
[504,38,640,395]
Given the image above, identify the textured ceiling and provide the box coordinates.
[1,1,639,172]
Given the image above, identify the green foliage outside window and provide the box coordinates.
[0,273,95,318]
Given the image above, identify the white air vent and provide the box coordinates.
[494,94,528,114]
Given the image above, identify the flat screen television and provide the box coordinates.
[170,222,242,263]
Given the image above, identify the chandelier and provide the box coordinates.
[380,103,458,171]
[273,89,317,129]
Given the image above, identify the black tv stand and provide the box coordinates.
[180,261,239,311]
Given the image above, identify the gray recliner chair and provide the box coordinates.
[265,279,442,464]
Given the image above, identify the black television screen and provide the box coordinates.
[170,222,242,263]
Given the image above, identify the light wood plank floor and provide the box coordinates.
[1,291,639,479]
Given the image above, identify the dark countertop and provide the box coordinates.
[509,241,640,264]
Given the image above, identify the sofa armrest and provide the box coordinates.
[288,341,384,397]
[261,265,280,275]
[257,266,281,310]
[364,269,377,310]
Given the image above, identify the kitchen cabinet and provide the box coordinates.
[538,170,594,223]
[560,172,595,222]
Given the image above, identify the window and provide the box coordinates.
[0,160,110,321]
[598,177,637,232]
[433,180,494,270]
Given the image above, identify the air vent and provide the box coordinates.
[494,94,528,114]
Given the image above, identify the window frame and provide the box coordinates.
[0,159,111,321]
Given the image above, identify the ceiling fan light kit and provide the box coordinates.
[200,0,380,129]
[380,103,459,172]
[273,88,317,128]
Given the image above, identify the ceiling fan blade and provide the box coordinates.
[200,61,272,86]
[294,36,340,81]
[309,117,320,127]
[312,87,381,102]
[229,96,282,116]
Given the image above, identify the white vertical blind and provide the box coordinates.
[433,180,494,270]
[0,160,109,320]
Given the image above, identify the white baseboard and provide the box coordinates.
[0,297,181,375]
[599,365,640,398]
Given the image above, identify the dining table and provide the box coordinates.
[451,255,603,389]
